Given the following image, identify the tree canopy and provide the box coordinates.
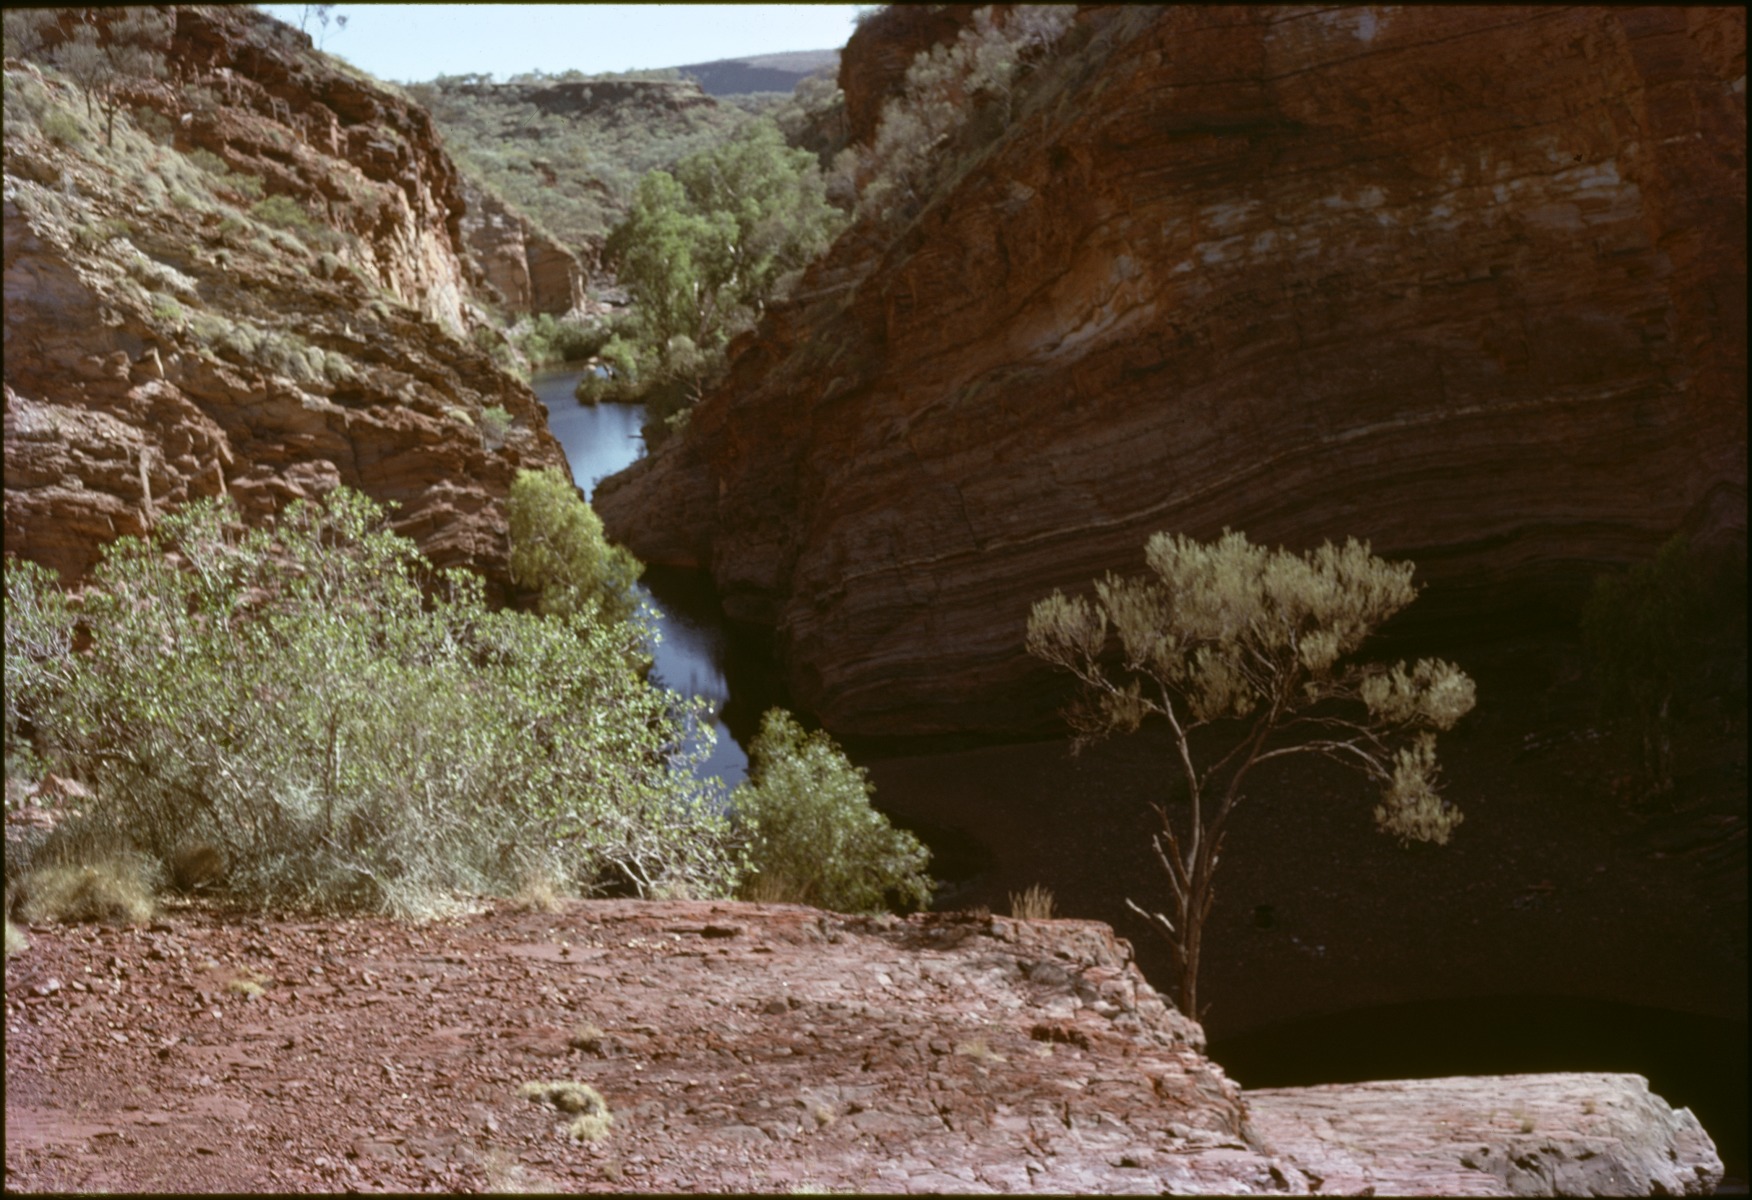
[1027,529,1474,1018]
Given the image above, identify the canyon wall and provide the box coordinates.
[597,5,1747,737]
[3,6,567,591]
[458,177,587,317]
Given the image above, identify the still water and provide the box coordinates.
[530,368,748,787]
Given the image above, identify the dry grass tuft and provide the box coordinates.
[567,1022,606,1051]
[15,860,155,925]
[954,1037,1006,1063]
[519,1080,613,1141]
[741,868,809,905]
[510,869,566,913]
[4,917,27,958]
[169,842,225,893]
[1008,883,1055,920]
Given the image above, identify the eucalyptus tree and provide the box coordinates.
[1027,530,1475,1020]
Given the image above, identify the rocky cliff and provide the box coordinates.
[596,5,1748,737]
[458,177,586,317]
[3,5,568,590]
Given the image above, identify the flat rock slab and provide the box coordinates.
[1247,1072,1723,1196]
[4,900,1722,1194]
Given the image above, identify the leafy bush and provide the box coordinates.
[518,312,605,368]
[251,193,316,231]
[41,107,86,146]
[603,119,846,436]
[732,709,932,914]
[507,467,643,625]
[2,489,739,917]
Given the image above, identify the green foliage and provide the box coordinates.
[409,71,764,253]
[1028,530,1473,1018]
[2,490,739,917]
[603,119,846,434]
[246,193,345,252]
[517,312,605,368]
[3,10,56,61]
[507,467,643,626]
[478,404,513,445]
[733,709,932,914]
[41,106,86,147]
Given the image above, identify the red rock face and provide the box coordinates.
[597,6,1747,737]
[459,178,587,317]
[3,7,568,591]
[837,4,979,147]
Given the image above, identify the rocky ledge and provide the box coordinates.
[3,899,1720,1194]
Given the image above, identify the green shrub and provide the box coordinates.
[733,709,932,914]
[251,194,316,231]
[518,313,604,368]
[1,490,738,917]
[507,467,643,625]
[479,404,513,445]
[41,107,86,146]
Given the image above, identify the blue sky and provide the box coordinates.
[258,4,863,83]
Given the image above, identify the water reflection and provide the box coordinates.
[530,368,749,786]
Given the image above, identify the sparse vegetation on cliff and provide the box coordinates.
[409,69,760,257]
[1027,531,1475,1019]
[855,5,1075,226]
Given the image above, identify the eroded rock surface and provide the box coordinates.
[2,900,1720,1194]
[3,8,567,590]
[597,5,1747,737]
[1247,1073,1724,1197]
[459,177,587,317]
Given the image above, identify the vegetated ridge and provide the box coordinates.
[3,5,572,594]
[594,4,1747,738]
[409,69,778,272]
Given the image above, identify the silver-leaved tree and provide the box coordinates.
[1026,530,1476,1021]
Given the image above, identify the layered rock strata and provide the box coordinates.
[2,898,1723,1194]
[458,178,587,317]
[3,7,567,589]
[596,5,1747,737]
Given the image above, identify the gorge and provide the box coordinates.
[3,4,1743,1193]
[594,5,1746,739]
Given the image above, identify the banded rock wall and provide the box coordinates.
[597,5,1747,737]
[3,6,568,589]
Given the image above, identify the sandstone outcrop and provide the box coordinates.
[458,177,587,317]
[3,7,567,590]
[597,5,1748,737]
[3,898,1723,1194]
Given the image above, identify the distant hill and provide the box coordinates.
[672,49,839,96]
